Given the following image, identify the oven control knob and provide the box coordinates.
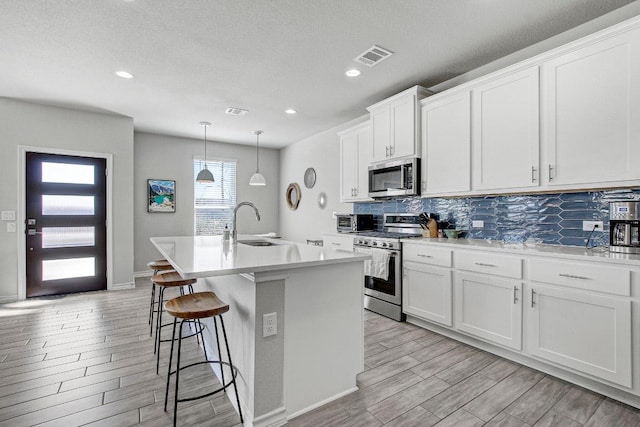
[372,241,377,246]
[381,242,388,248]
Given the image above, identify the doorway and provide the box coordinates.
[25,152,107,297]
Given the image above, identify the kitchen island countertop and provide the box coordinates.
[151,234,370,279]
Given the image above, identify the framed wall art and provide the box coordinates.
[148,179,176,213]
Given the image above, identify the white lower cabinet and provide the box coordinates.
[403,261,452,326]
[526,283,632,387]
[454,271,522,351]
[321,234,354,252]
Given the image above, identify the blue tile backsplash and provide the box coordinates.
[353,189,640,248]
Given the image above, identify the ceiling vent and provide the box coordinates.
[354,45,393,67]
[225,107,249,116]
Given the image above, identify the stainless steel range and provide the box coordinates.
[354,213,423,321]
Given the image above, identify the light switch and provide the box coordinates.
[7,223,16,233]
[1,211,15,221]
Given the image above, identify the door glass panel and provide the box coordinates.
[42,162,94,185]
[42,257,95,281]
[42,195,94,215]
[42,227,95,248]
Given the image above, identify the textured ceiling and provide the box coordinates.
[0,0,635,148]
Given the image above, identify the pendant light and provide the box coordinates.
[196,121,214,183]
[249,130,267,186]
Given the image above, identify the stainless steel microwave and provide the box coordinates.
[368,158,420,199]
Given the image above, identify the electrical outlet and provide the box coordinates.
[472,220,484,228]
[1,211,15,221]
[582,220,604,231]
[6,223,15,233]
[263,312,277,337]
[332,211,337,219]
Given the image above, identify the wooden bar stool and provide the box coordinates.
[147,259,174,336]
[163,291,243,427]
[152,271,202,375]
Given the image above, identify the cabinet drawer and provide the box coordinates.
[403,243,452,267]
[321,234,354,252]
[455,251,522,279]
[528,259,630,297]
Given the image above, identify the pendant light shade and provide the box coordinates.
[196,121,215,183]
[250,130,266,186]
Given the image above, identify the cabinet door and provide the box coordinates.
[422,92,471,195]
[472,67,540,191]
[339,132,358,202]
[355,126,372,201]
[403,261,452,326]
[454,271,522,350]
[543,27,640,187]
[370,107,391,162]
[526,283,631,387]
[391,96,416,159]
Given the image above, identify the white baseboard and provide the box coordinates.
[251,407,287,427]
[0,295,18,303]
[286,386,359,420]
[110,281,135,290]
[134,270,153,279]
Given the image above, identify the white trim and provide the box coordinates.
[251,407,287,427]
[0,295,18,303]
[110,281,135,290]
[286,386,359,420]
[134,270,153,278]
[17,145,114,300]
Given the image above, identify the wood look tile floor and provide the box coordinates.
[0,279,638,426]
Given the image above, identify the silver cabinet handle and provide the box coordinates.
[475,262,497,268]
[531,166,537,183]
[390,145,394,156]
[354,187,358,196]
[331,242,341,246]
[513,286,518,304]
[548,164,553,181]
[385,146,390,157]
[531,289,536,307]
[559,273,590,280]
[417,254,433,258]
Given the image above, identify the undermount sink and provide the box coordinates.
[238,240,277,247]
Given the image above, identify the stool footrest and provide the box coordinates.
[170,360,239,403]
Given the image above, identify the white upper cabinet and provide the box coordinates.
[542,26,640,188]
[472,67,540,192]
[421,91,471,195]
[367,86,432,163]
[338,122,372,202]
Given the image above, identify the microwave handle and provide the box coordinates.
[400,165,406,189]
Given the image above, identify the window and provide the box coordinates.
[194,159,237,235]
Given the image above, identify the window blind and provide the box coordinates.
[193,158,237,235]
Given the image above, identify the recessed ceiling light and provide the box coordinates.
[115,70,134,79]
[285,109,297,115]
[225,107,249,116]
[345,69,361,77]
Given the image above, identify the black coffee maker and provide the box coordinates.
[609,201,640,254]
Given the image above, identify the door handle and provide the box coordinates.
[531,166,537,183]
[513,286,518,304]
[385,146,389,157]
[548,164,553,181]
[531,289,536,307]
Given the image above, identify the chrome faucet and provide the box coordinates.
[232,202,261,240]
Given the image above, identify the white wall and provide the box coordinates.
[134,132,279,272]
[0,98,134,301]
[278,117,366,243]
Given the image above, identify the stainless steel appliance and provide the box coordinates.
[336,214,375,233]
[610,201,640,254]
[354,213,422,321]
[368,158,420,199]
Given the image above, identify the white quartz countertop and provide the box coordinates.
[150,235,371,279]
[402,237,640,266]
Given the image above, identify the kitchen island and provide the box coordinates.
[151,235,370,427]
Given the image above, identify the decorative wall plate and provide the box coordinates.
[286,183,301,210]
[304,167,316,188]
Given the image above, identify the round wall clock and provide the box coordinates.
[304,167,316,188]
